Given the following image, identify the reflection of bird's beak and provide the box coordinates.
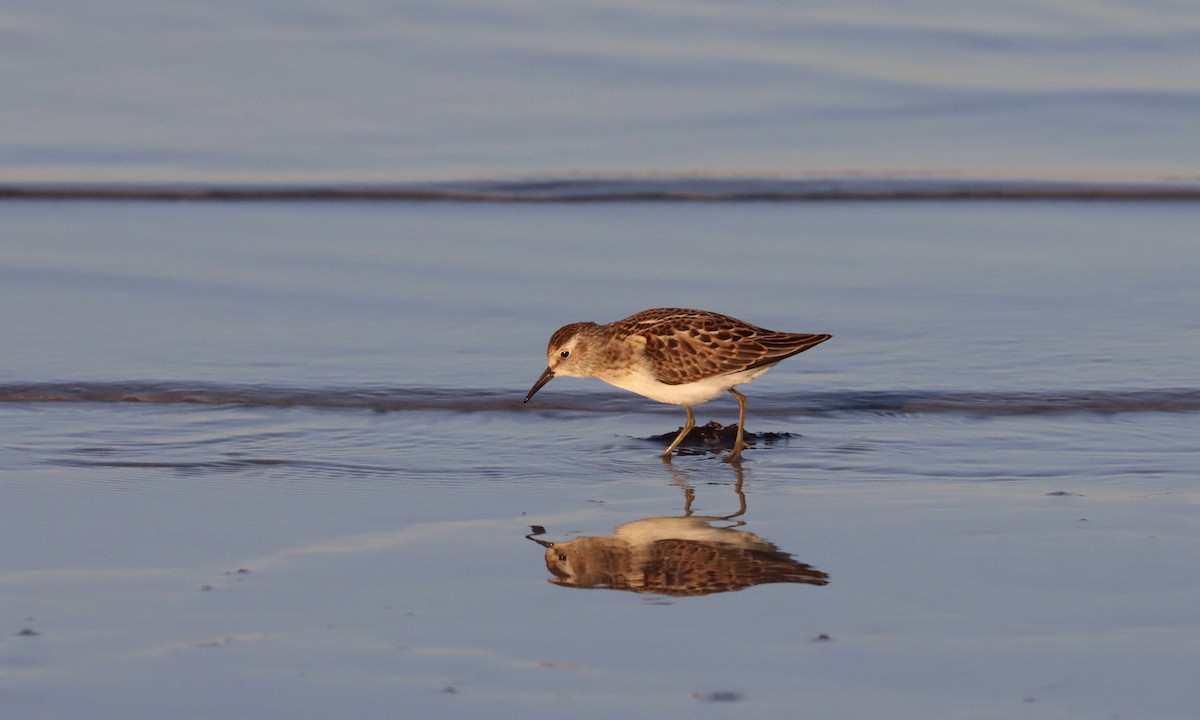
[524,367,555,403]
[524,526,554,547]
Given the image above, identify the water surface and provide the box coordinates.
[5,1,1200,182]
[4,1,1200,716]
[2,199,1198,719]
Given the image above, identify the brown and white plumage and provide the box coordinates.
[540,517,830,595]
[524,308,830,461]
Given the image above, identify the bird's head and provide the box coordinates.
[523,322,599,402]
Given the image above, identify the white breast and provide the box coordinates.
[599,365,774,406]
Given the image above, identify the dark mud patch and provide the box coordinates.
[646,421,794,453]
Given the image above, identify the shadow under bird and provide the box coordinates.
[523,308,830,461]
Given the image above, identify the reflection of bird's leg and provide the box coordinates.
[661,405,696,459]
[727,464,747,518]
[725,389,749,463]
[682,484,696,516]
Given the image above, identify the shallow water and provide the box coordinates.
[5,1,1200,715]
[5,1,1200,183]
[2,199,1199,718]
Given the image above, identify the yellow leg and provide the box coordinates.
[661,405,696,458]
[724,389,748,463]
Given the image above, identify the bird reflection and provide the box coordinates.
[533,517,827,595]
[528,470,828,596]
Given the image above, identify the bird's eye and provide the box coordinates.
[559,350,570,358]
[558,554,567,562]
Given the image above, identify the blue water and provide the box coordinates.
[4,200,1197,391]
[4,1,1200,183]
[3,2,1200,718]
[3,199,1199,720]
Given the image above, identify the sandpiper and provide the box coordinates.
[523,308,830,461]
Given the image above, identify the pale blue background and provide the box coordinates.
[4,0,1199,182]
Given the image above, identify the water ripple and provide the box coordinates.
[3,382,1198,416]
[3,177,1200,202]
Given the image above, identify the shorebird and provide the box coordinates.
[524,308,830,461]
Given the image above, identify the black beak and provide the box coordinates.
[524,367,555,403]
